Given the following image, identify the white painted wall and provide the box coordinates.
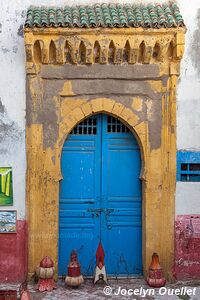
[176,0,200,216]
[177,0,200,151]
[0,0,199,220]
[0,1,27,219]
[176,182,200,215]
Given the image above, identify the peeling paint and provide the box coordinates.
[175,215,200,280]
[0,98,23,146]
[0,0,199,284]
[42,80,63,149]
[131,97,143,112]
[41,64,160,80]
[12,45,18,53]
[191,9,200,75]
[0,220,27,282]
[0,98,5,114]
[17,24,24,37]
[1,46,10,53]
[25,14,185,280]
[21,10,26,18]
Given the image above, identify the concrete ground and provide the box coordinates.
[0,279,200,300]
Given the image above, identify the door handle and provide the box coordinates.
[87,208,103,217]
[87,208,114,217]
[87,208,104,213]
[104,208,114,216]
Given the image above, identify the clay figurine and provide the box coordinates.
[65,250,84,287]
[36,256,57,292]
[147,253,166,287]
[94,242,107,284]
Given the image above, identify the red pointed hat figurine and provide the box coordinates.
[65,250,84,287]
[96,242,105,269]
[94,242,107,284]
[147,253,166,287]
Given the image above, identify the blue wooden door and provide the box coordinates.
[59,114,142,276]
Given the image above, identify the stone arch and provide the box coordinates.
[55,97,148,276]
[56,98,147,183]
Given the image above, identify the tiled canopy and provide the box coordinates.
[25,2,184,29]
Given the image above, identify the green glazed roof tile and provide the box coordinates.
[25,2,185,29]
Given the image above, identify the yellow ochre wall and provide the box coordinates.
[24,27,185,280]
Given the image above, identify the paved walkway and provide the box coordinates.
[1,279,200,300]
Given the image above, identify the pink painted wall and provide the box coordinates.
[0,220,27,283]
[174,215,200,280]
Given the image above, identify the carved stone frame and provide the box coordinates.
[24,27,185,279]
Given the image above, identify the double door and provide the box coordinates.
[59,114,142,276]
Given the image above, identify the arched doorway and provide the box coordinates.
[59,114,142,276]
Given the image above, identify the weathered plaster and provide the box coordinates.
[0,220,27,282]
[175,215,200,280]
[0,1,27,220]
[190,10,200,74]
[0,100,22,146]
[60,79,162,100]
[0,0,198,209]
[177,0,200,151]
[24,23,185,281]
[175,6,200,264]
[147,100,162,150]
[0,97,25,219]
[1,0,200,283]
[40,64,160,80]
[30,75,167,152]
